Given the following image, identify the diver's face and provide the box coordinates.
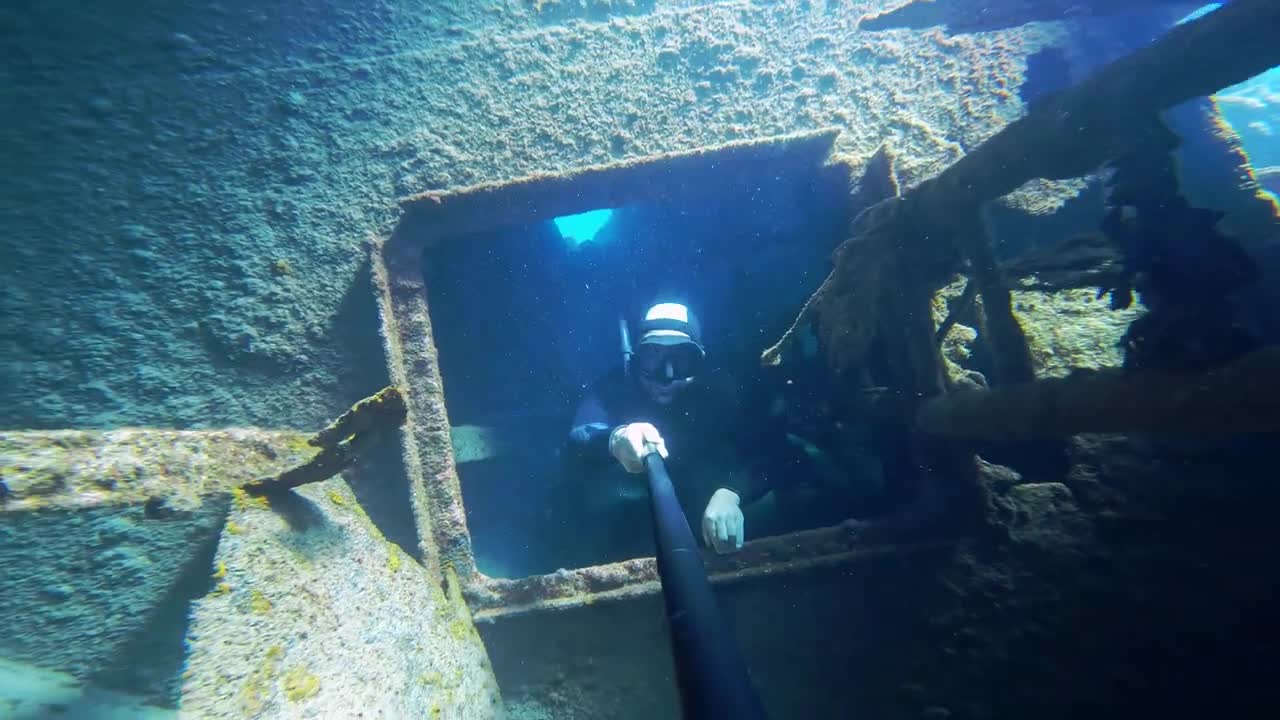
[640,375,685,405]
[635,343,702,405]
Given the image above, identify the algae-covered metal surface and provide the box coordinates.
[0,429,319,513]
[179,477,501,719]
[0,389,501,719]
[0,429,315,696]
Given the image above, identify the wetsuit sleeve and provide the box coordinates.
[564,387,615,467]
[710,381,792,506]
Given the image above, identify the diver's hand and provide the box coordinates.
[609,423,669,474]
[701,488,744,554]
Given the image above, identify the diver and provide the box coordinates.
[562,301,792,557]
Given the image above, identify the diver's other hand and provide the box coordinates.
[701,488,744,554]
[609,422,669,473]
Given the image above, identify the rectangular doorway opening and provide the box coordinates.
[387,130,904,591]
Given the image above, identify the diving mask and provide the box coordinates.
[635,343,703,385]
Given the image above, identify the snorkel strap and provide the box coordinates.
[619,314,633,378]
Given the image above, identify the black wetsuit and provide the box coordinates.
[562,366,789,558]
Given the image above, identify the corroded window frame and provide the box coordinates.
[370,130,944,619]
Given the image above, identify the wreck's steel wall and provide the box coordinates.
[1,0,1065,432]
[479,541,963,719]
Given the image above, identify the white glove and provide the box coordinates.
[609,423,669,474]
[701,488,744,554]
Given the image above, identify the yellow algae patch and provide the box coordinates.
[441,564,480,642]
[326,489,347,506]
[225,519,243,534]
[434,603,452,623]
[249,590,272,614]
[387,542,403,573]
[210,582,231,597]
[211,561,227,580]
[282,666,320,702]
[283,434,313,453]
[232,486,269,511]
[240,645,284,715]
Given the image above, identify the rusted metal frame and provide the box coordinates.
[375,218,972,610]
[472,538,962,622]
[377,133,955,613]
[375,224,969,611]
[372,233,472,582]
[913,346,1280,440]
[468,513,967,617]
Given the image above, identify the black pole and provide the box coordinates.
[645,452,769,720]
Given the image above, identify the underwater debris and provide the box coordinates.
[310,385,407,449]
[241,385,407,496]
[762,142,903,373]
[751,0,1280,537]
[1097,142,1262,372]
[766,0,1280,388]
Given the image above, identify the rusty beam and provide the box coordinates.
[911,347,1280,440]
[766,0,1280,378]
[468,516,963,619]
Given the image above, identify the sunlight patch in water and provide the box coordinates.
[1176,3,1221,25]
[554,208,615,247]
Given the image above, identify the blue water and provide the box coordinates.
[3,1,1279,718]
